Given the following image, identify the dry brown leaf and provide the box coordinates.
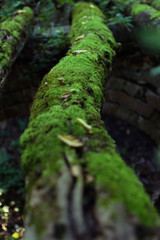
[62,89,76,94]
[2,223,7,232]
[58,134,84,148]
[96,33,104,40]
[81,20,89,24]
[58,78,66,85]
[77,118,92,134]
[99,34,104,40]
[72,50,88,56]
[16,9,26,14]
[75,35,84,41]
[61,94,71,102]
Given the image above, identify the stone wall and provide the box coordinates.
[102,52,160,143]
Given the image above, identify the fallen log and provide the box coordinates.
[113,0,160,27]
[129,4,160,57]
[0,7,34,90]
[20,2,160,240]
[130,3,160,24]
[151,0,160,9]
[124,1,160,52]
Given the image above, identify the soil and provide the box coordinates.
[0,117,28,240]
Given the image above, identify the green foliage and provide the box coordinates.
[135,27,160,53]
[150,66,160,77]
[37,0,55,26]
[30,31,69,70]
[18,119,28,131]
[39,31,69,57]
[88,0,133,28]
[0,0,25,22]
[108,13,132,28]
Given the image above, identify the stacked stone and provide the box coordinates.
[103,55,160,143]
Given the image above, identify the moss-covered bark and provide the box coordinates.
[20,2,160,240]
[151,0,160,9]
[131,3,160,19]
[112,0,160,23]
[0,7,34,89]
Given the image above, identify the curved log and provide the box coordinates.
[20,2,159,240]
[0,7,34,90]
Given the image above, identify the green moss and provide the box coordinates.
[150,11,160,19]
[131,3,160,20]
[85,150,159,226]
[0,6,34,69]
[131,3,157,16]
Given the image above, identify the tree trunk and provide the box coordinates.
[20,2,160,240]
[0,7,34,90]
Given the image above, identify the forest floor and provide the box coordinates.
[0,117,27,240]
[0,114,160,239]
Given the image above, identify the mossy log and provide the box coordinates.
[20,2,160,240]
[114,0,160,26]
[0,7,34,89]
[113,0,160,53]
[129,2,160,53]
[130,3,160,24]
[151,0,160,9]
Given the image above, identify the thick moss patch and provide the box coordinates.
[85,150,159,225]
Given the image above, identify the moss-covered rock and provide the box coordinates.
[21,2,160,239]
[0,7,34,88]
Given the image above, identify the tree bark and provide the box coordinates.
[0,7,34,90]
[20,2,160,240]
